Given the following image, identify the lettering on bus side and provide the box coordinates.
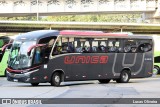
[64,56,108,64]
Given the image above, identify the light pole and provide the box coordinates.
[37,0,39,21]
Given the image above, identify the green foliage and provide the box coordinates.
[0,16,41,21]
[42,14,142,23]
[0,14,142,23]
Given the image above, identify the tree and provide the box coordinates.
[0,14,142,23]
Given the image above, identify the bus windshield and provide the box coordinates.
[8,41,36,70]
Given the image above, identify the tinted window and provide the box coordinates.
[52,37,74,55]
[108,39,120,53]
[124,39,138,53]
[124,39,152,53]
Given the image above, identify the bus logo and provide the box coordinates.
[2,99,11,104]
[64,56,108,64]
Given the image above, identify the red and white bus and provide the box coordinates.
[6,30,153,86]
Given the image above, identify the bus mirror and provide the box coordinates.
[2,43,12,52]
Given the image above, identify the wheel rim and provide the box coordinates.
[55,75,60,83]
[122,72,128,82]
[153,68,158,75]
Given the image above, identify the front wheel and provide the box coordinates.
[51,72,61,87]
[116,70,130,83]
[98,79,110,84]
[31,83,39,86]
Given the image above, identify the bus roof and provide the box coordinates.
[15,30,59,41]
[14,30,152,41]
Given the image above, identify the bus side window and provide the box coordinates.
[74,41,80,53]
[34,47,42,64]
[52,37,62,55]
[108,40,119,53]
[38,36,56,58]
[83,41,91,53]
[136,39,152,53]
[92,41,98,53]
[124,39,138,53]
[138,43,152,52]
[98,41,107,53]
[52,37,74,55]
[68,37,74,53]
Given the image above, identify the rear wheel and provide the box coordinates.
[98,79,110,84]
[116,70,130,83]
[51,72,61,86]
[31,83,39,86]
[153,66,159,75]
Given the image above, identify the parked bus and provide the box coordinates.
[0,36,14,76]
[153,36,160,75]
[154,52,160,75]
[6,30,153,86]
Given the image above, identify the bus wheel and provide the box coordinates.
[31,83,39,86]
[116,70,130,83]
[98,79,110,84]
[153,66,159,75]
[51,72,61,86]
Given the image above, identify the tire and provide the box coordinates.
[153,66,159,75]
[51,72,61,86]
[98,79,110,84]
[116,70,130,83]
[31,83,39,86]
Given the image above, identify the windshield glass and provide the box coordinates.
[8,41,36,69]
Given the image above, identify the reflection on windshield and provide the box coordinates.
[8,41,36,70]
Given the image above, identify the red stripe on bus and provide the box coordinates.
[60,31,128,36]
[27,44,46,53]
[7,65,41,73]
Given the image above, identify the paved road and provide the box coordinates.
[0,76,160,107]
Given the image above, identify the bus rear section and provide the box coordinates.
[6,30,153,86]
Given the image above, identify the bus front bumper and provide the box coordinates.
[6,69,39,83]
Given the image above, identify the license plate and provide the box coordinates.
[13,79,18,82]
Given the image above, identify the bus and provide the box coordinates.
[153,36,160,75]
[154,52,160,75]
[6,30,153,86]
[0,36,13,76]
